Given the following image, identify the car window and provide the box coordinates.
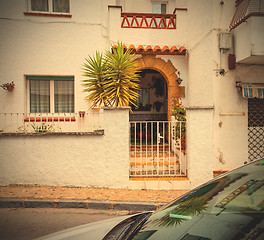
[130,159,264,240]
[103,212,152,240]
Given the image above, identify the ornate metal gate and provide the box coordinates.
[248,98,264,161]
[129,119,187,179]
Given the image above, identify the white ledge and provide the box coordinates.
[220,112,245,116]
[103,106,131,110]
[0,131,104,137]
[185,106,214,110]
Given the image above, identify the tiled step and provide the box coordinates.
[130,153,176,157]
[130,144,170,151]
[130,149,186,156]
[130,160,179,166]
[130,169,183,177]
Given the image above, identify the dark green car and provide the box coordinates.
[39,159,264,240]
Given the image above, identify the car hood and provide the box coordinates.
[36,214,132,240]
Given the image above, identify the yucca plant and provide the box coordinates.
[104,42,140,107]
[82,51,110,108]
[82,42,140,108]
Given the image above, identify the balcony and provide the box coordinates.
[121,12,176,29]
[230,0,264,64]
[108,6,187,47]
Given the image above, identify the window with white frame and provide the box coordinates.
[29,0,70,13]
[152,2,167,14]
[130,89,151,111]
[26,76,74,113]
[136,89,150,107]
[152,2,167,28]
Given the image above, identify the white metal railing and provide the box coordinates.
[0,111,103,133]
[129,119,187,178]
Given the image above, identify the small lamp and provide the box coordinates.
[176,71,183,85]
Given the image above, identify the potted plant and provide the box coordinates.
[78,110,86,117]
[154,101,163,112]
[1,81,15,92]
[152,76,164,97]
[172,98,186,150]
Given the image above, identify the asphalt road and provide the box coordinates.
[0,208,129,240]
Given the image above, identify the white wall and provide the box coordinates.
[0,0,111,113]
[185,0,264,175]
[184,0,215,185]
[0,107,195,191]
[235,17,264,63]
[0,108,130,188]
[1,0,263,190]
[212,8,264,171]
[210,0,249,172]
[122,0,178,14]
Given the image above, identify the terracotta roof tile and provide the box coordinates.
[153,45,162,52]
[170,46,178,53]
[162,46,170,53]
[137,45,145,52]
[113,45,186,55]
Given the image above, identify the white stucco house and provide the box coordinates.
[0,0,263,190]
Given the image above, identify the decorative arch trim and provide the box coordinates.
[135,55,185,120]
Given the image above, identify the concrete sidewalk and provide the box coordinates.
[0,185,188,212]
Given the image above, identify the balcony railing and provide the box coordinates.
[230,0,264,30]
[121,12,176,29]
[0,112,103,134]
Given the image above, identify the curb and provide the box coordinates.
[0,198,165,212]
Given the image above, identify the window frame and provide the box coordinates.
[26,75,75,114]
[130,88,152,112]
[152,1,167,14]
[136,88,150,107]
[26,0,71,17]
[151,1,167,28]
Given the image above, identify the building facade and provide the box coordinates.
[0,0,263,190]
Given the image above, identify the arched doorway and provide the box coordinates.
[130,69,167,121]
[133,55,182,121]
[129,55,186,179]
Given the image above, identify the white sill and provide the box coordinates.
[24,11,72,18]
